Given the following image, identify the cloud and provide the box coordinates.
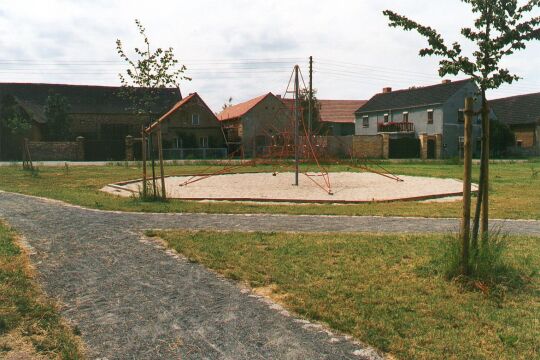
[0,0,538,110]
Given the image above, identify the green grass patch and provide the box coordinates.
[0,161,539,219]
[0,222,84,359]
[151,229,540,359]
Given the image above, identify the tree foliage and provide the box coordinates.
[0,95,32,136]
[116,19,190,117]
[44,93,71,141]
[384,1,540,90]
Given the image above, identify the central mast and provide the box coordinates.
[293,64,300,186]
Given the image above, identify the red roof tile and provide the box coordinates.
[318,100,367,124]
[281,99,366,124]
[217,93,273,121]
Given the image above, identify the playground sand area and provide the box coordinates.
[103,172,475,203]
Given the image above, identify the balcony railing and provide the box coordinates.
[377,122,415,133]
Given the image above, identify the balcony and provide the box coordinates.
[377,122,415,133]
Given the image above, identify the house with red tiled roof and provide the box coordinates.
[146,92,226,157]
[280,98,366,136]
[217,92,290,157]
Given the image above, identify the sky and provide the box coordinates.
[0,0,539,111]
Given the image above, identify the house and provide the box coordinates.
[281,98,367,136]
[217,92,291,157]
[318,100,367,136]
[355,79,482,159]
[145,92,226,159]
[490,92,540,152]
[0,82,180,160]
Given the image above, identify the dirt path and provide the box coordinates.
[0,191,539,359]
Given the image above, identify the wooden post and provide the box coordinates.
[141,126,147,198]
[149,133,157,198]
[157,126,166,199]
[460,97,474,275]
[480,90,490,240]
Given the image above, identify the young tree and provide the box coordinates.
[44,93,71,141]
[384,1,540,254]
[116,19,190,119]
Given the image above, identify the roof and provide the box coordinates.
[282,98,367,124]
[217,93,272,121]
[490,92,540,126]
[318,100,367,123]
[356,79,473,114]
[0,83,181,119]
[146,92,218,133]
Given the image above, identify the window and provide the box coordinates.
[383,113,389,123]
[517,140,523,148]
[191,113,200,126]
[427,109,434,124]
[362,116,369,128]
[458,109,464,123]
[403,112,409,122]
[199,136,209,148]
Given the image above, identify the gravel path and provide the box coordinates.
[0,191,539,359]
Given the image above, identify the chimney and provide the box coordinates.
[382,87,392,93]
[276,94,282,99]
[442,79,452,84]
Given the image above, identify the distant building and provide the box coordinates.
[0,82,180,160]
[281,98,367,136]
[355,79,482,159]
[490,92,540,152]
[217,92,290,157]
[318,100,367,136]
[146,92,226,158]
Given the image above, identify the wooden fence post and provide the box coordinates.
[460,97,474,275]
[141,126,147,198]
[157,126,166,199]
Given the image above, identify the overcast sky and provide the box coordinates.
[1,0,539,111]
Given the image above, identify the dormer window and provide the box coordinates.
[192,113,200,126]
[403,111,409,122]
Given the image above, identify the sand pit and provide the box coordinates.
[104,172,476,204]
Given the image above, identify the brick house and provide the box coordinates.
[217,92,291,157]
[0,82,180,160]
[490,92,540,153]
[355,79,482,159]
[146,92,226,158]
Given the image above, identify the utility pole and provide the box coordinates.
[308,56,313,134]
[294,65,300,186]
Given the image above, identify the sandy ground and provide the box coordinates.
[104,172,476,203]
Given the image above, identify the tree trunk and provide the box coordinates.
[460,97,474,275]
[480,89,490,241]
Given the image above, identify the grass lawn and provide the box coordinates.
[0,159,539,219]
[151,230,540,360]
[0,222,84,359]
